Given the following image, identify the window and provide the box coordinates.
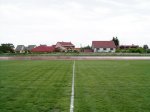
[95,48,99,52]
[110,48,113,50]
[103,48,106,50]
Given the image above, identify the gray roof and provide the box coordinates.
[26,45,36,51]
[15,45,25,51]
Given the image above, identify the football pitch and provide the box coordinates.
[0,60,150,112]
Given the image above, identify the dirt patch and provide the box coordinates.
[0,56,150,60]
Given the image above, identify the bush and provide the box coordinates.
[116,49,121,53]
[0,51,3,54]
[129,48,136,53]
[116,48,145,53]
[73,50,79,53]
[147,49,150,53]
[135,48,144,53]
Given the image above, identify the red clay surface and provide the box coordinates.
[0,56,150,60]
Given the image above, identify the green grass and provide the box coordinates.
[0,61,73,112]
[75,60,150,112]
[1,60,150,112]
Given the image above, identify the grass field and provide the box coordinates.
[0,61,73,112]
[0,60,150,112]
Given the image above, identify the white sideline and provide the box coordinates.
[70,61,75,112]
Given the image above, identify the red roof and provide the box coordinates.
[57,42,74,46]
[31,45,55,52]
[92,41,116,48]
[52,45,56,48]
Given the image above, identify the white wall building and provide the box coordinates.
[92,41,116,53]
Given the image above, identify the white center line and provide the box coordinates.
[70,60,75,112]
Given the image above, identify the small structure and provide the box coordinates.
[31,45,55,53]
[15,45,25,53]
[92,41,116,53]
[55,42,75,52]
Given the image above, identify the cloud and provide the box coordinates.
[0,0,150,47]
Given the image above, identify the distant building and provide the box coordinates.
[26,45,36,53]
[31,45,55,53]
[119,45,139,49]
[26,45,36,51]
[15,45,25,53]
[92,41,116,53]
[55,42,75,52]
[74,48,81,52]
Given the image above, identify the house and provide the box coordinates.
[55,42,75,52]
[25,45,36,53]
[74,48,81,52]
[15,45,25,53]
[31,45,55,53]
[119,45,139,49]
[26,45,36,52]
[92,41,116,53]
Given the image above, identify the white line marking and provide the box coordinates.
[70,61,75,112]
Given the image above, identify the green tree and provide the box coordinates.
[112,37,119,47]
[80,45,91,52]
[143,45,149,50]
[143,45,149,53]
[0,43,15,53]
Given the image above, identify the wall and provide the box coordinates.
[94,48,116,53]
[55,43,66,51]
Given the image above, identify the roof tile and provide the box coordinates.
[92,41,116,48]
[31,45,55,52]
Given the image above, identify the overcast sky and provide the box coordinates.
[0,0,150,47]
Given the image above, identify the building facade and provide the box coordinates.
[92,41,116,53]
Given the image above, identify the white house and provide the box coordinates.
[92,41,116,53]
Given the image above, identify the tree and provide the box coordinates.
[112,37,119,47]
[0,43,15,53]
[80,45,91,52]
[143,45,149,53]
[143,45,149,50]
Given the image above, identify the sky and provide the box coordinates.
[0,0,150,48]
